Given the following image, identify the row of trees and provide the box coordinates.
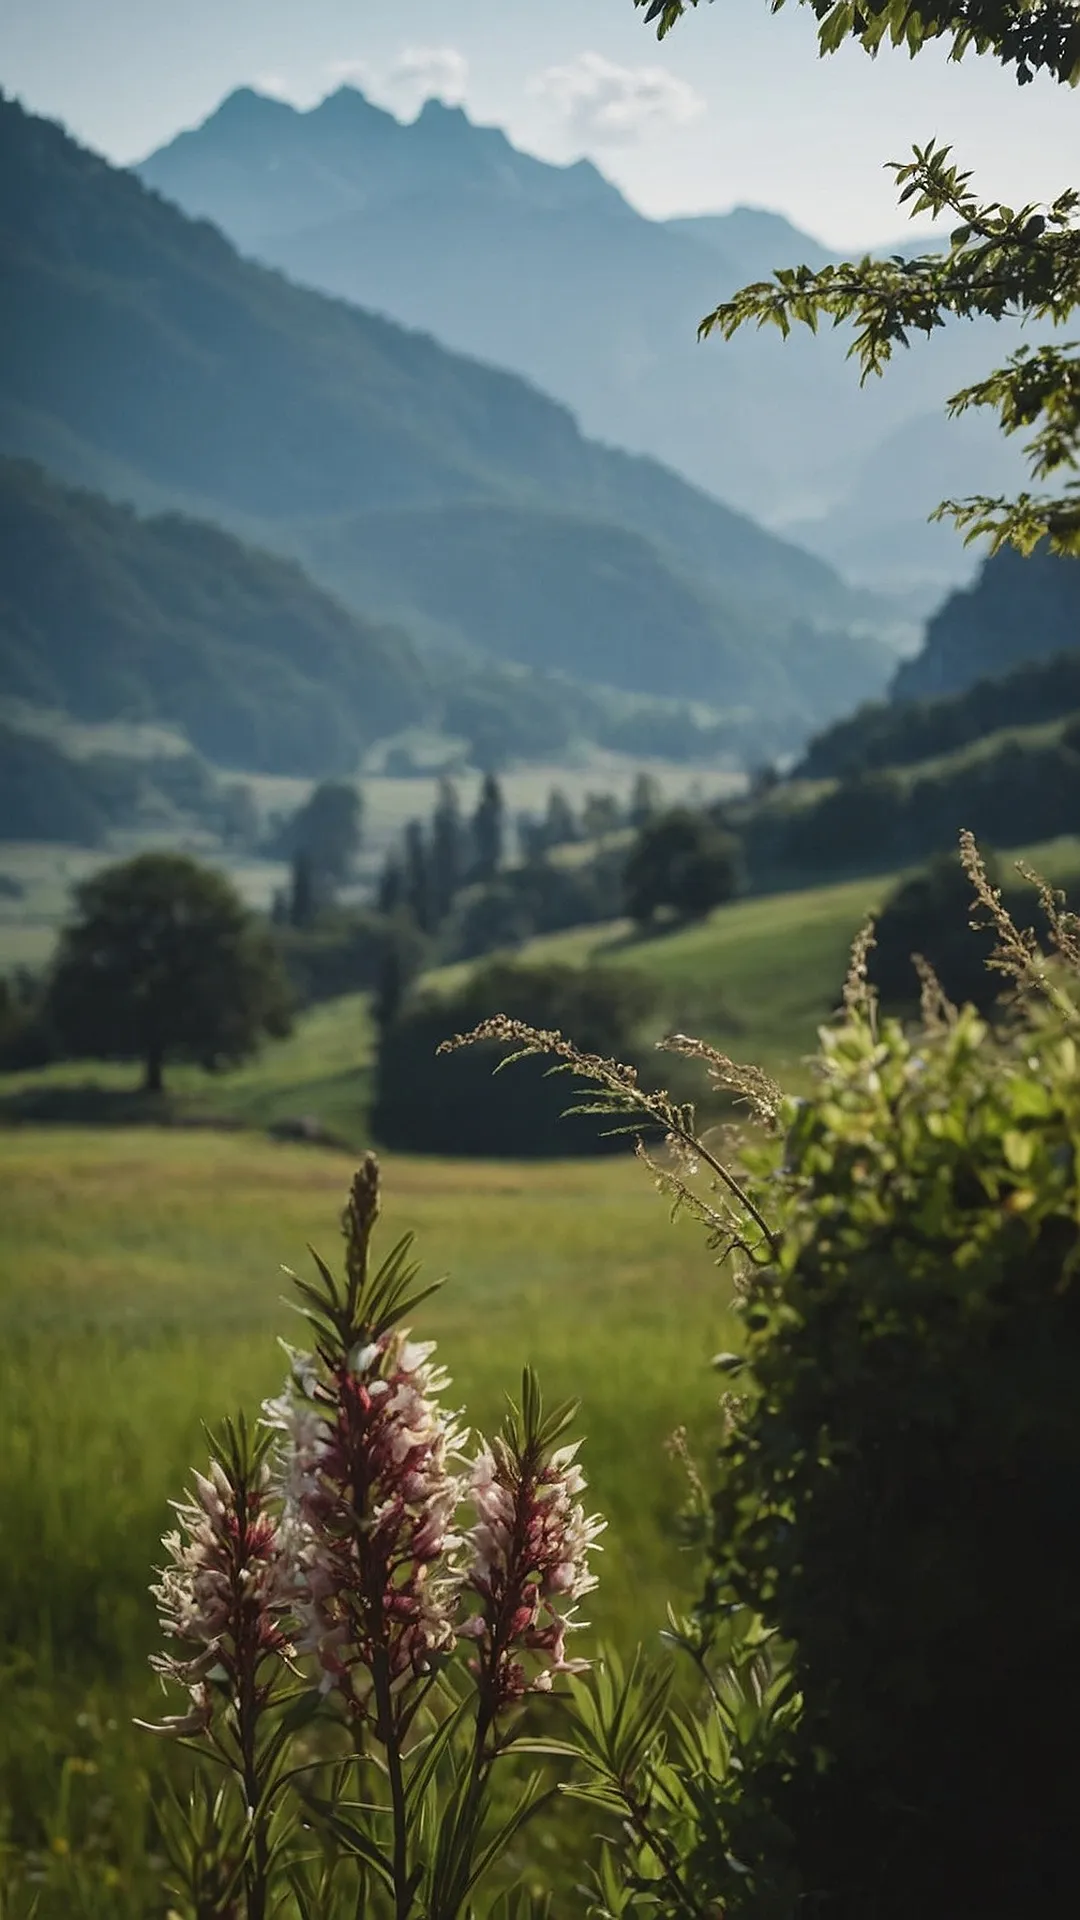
[376,774,505,936]
[0,802,741,1098]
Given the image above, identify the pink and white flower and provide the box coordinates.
[145,1457,292,1734]
[264,1331,468,1713]
[462,1437,605,1708]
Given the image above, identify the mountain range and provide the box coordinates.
[138,85,1031,595]
[0,89,893,764]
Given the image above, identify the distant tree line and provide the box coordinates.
[799,651,1080,782]
[740,720,1080,887]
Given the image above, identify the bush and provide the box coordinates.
[0,971,55,1070]
[273,908,425,1008]
[459,841,1080,1918]
[444,848,628,962]
[624,807,740,924]
[869,851,1001,1011]
[704,901,1080,1917]
[371,960,658,1155]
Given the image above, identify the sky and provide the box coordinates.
[4,0,1078,247]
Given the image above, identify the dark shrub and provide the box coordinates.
[624,807,739,924]
[709,979,1080,1919]
[274,909,425,1008]
[372,960,657,1156]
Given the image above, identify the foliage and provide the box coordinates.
[445,848,628,963]
[0,967,54,1070]
[430,780,467,925]
[637,3,1080,559]
[465,824,1080,1916]
[740,716,1080,884]
[868,849,1001,1009]
[373,961,658,1156]
[276,782,363,890]
[704,876,1080,1917]
[471,775,505,883]
[0,721,110,845]
[0,717,239,848]
[624,807,740,925]
[273,908,427,1011]
[865,847,1069,1012]
[0,460,427,776]
[47,852,293,1092]
[637,0,1080,81]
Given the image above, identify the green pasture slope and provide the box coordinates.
[8,835,1080,1142]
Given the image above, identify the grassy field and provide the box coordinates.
[5,835,1079,1908]
[0,1127,733,1911]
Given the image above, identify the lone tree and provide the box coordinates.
[48,852,292,1093]
[624,805,738,924]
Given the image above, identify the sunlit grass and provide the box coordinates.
[0,1129,734,1683]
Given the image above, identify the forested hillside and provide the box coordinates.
[894,546,1080,701]
[0,91,890,743]
[800,651,1080,780]
[0,459,427,773]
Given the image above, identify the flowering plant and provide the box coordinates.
[143,1154,603,1920]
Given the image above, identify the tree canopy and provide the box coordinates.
[635,0,1080,557]
[47,853,292,1093]
[624,806,739,924]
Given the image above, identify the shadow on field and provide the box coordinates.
[0,1080,354,1150]
[0,1082,237,1130]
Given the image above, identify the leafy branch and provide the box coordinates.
[690,141,1080,555]
[635,0,1080,85]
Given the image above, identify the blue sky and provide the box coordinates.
[6,0,1077,245]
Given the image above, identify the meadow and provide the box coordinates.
[0,1127,736,1911]
[5,833,1080,1908]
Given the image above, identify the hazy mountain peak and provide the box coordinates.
[311,83,398,129]
[199,86,299,135]
[415,96,470,127]
[664,204,834,275]
[139,79,629,245]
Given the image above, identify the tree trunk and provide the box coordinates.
[143,1044,165,1095]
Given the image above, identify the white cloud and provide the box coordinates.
[324,58,378,91]
[529,50,704,147]
[254,72,297,100]
[388,46,469,106]
[324,45,469,116]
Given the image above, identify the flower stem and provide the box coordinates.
[372,1648,412,1920]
